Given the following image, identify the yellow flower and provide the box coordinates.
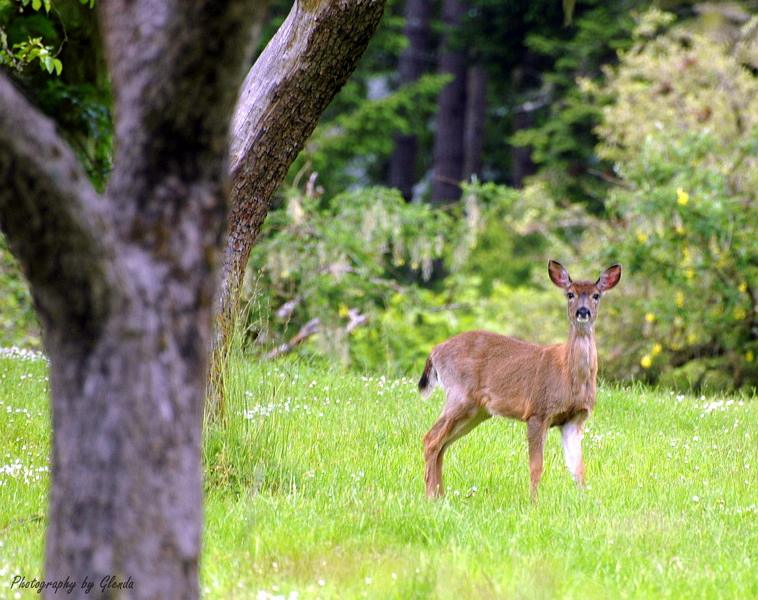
[681,247,691,265]
[645,312,656,323]
[636,231,648,243]
[676,188,689,206]
[675,224,686,235]
[338,304,349,318]
[745,350,755,363]
[733,307,747,321]
[640,355,653,369]
[738,282,748,293]
[652,343,663,356]
[675,291,685,308]
[687,332,698,345]
[685,268,695,280]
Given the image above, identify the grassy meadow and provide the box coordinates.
[1,352,756,599]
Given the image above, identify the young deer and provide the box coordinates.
[419,260,621,500]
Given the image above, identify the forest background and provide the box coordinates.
[1,0,756,392]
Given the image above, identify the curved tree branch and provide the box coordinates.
[219,0,386,326]
[0,75,115,341]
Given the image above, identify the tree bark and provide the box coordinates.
[217,0,386,344]
[388,0,433,201]
[430,0,467,204]
[462,64,487,181]
[1,1,265,597]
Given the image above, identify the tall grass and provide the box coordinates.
[1,352,756,599]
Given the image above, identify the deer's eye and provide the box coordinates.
[566,292,575,300]
[592,293,600,301]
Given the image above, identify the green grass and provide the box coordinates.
[1,353,756,599]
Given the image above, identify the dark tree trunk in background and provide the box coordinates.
[0,1,265,597]
[431,0,467,204]
[510,60,539,187]
[218,0,386,345]
[462,64,487,181]
[388,0,433,201]
[511,105,537,186]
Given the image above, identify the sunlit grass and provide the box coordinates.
[1,354,756,598]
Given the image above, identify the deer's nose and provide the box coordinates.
[576,307,591,320]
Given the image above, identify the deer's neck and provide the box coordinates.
[566,326,597,390]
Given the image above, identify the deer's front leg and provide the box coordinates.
[527,416,548,502]
[561,411,588,487]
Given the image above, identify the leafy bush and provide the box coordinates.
[580,10,758,389]
[243,184,455,367]
[243,180,582,376]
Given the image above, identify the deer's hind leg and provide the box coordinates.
[423,390,489,498]
[527,416,549,502]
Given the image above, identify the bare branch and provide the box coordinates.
[265,309,369,359]
[0,76,115,338]
[265,317,321,359]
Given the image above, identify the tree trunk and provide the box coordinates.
[430,0,467,204]
[388,0,433,201]
[511,104,537,187]
[217,0,386,349]
[0,1,266,597]
[510,60,539,187]
[462,64,487,181]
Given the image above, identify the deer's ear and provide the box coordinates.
[548,260,572,289]
[596,264,621,291]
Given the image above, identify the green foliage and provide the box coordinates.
[245,184,455,366]
[4,35,62,74]
[0,0,111,188]
[243,179,581,375]
[0,0,60,73]
[581,10,758,388]
[511,0,641,209]
[291,73,448,197]
[0,236,40,349]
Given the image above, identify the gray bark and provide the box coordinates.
[388,0,433,200]
[430,0,467,204]
[0,1,266,597]
[218,0,386,338]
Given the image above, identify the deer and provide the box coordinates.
[419,260,621,500]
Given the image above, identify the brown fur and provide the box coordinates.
[421,261,621,500]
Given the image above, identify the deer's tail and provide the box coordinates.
[418,356,438,398]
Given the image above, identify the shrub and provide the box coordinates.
[582,10,758,389]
